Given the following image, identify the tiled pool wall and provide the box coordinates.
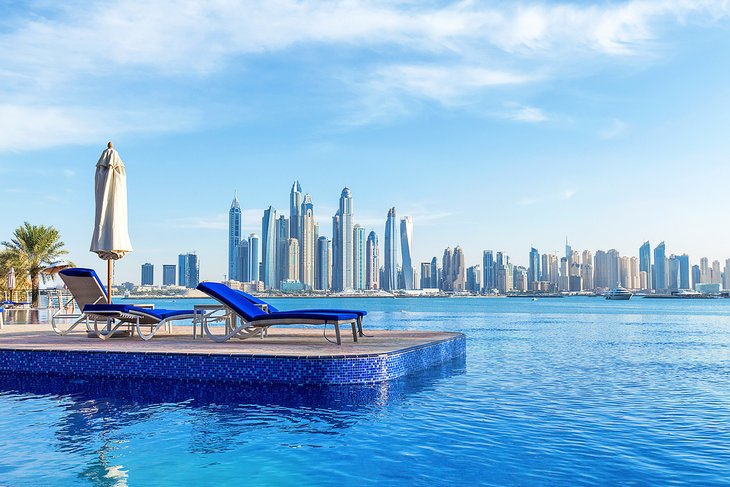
[0,334,465,385]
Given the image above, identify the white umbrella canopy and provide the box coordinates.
[90,142,133,302]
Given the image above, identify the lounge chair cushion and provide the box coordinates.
[253,310,359,322]
[83,304,193,321]
[197,282,269,321]
[59,268,108,295]
[235,291,367,317]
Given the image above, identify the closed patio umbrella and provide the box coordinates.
[6,267,15,302]
[90,142,132,303]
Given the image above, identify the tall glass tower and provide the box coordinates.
[228,194,241,281]
[639,241,652,290]
[300,194,315,288]
[528,247,540,290]
[653,241,667,291]
[383,207,399,291]
[353,224,365,290]
[275,215,289,289]
[248,234,260,282]
[366,231,379,290]
[483,250,494,292]
[261,207,277,289]
[290,181,302,244]
[315,236,330,291]
[334,188,354,291]
[399,216,414,290]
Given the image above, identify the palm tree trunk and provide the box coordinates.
[31,271,40,308]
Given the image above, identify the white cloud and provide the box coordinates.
[507,105,549,123]
[561,189,577,200]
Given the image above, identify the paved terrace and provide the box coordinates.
[0,324,460,357]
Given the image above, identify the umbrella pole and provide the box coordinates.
[107,259,113,303]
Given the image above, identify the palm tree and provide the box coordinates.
[2,222,68,307]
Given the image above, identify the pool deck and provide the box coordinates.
[0,325,466,384]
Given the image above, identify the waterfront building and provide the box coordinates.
[692,265,701,288]
[466,265,482,293]
[629,256,639,289]
[430,257,439,289]
[400,216,414,290]
[237,239,250,282]
[315,236,330,291]
[353,224,366,290]
[559,257,569,291]
[287,238,299,281]
[162,264,176,286]
[593,250,608,289]
[712,260,722,284]
[441,247,453,291]
[528,247,540,291]
[366,231,380,290]
[619,256,630,288]
[249,234,260,282]
[383,207,399,291]
[569,275,582,292]
[290,181,302,244]
[679,254,691,289]
[228,194,241,282]
[497,263,512,294]
[300,194,316,289]
[178,253,199,288]
[141,263,153,286]
[333,188,354,292]
[724,259,730,290]
[261,207,277,289]
[654,242,667,291]
[453,246,466,291]
[570,250,581,277]
[565,237,572,267]
[639,271,647,290]
[420,262,432,289]
[582,250,594,290]
[513,266,527,292]
[483,250,495,292]
[639,241,652,290]
[275,215,289,288]
[668,255,680,291]
[331,214,340,290]
[700,257,710,283]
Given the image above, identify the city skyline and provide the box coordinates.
[3,2,730,283]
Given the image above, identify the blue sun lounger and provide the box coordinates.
[56,268,195,340]
[233,290,367,337]
[196,282,360,345]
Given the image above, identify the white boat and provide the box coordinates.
[605,287,632,300]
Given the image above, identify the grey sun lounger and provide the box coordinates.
[195,282,360,345]
[56,268,195,340]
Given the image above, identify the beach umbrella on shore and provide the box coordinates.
[42,261,72,276]
[90,142,132,303]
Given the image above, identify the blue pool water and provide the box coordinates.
[2,296,730,485]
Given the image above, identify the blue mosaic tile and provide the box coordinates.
[0,334,466,385]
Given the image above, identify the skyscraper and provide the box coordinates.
[331,213,341,290]
[482,250,494,292]
[290,181,302,244]
[679,254,691,289]
[653,242,667,291]
[228,194,241,282]
[261,207,277,289]
[315,236,330,291]
[700,257,710,283]
[565,237,572,267]
[724,259,730,290]
[141,263,153,286]
[582,250,594,290]
[275,215,289,288]
[400,216,414,290]
[466,265,481,293]
[420,262,432,289]
[528,247,540,290]
[178,253,199,288]
[333,188,354,292]
[668,255,680,291]
[712,260,722,284]
[383,207,399,291]
[249,233,260,282]
[441,247,453,291]
[287,238,299,281]
[639,241,652,290]
[162,264,176,286]
[353,224,365,290]
[300,194,316,288]
[237,239,249,282]
[366,231,380,290]
[430,257,439,289]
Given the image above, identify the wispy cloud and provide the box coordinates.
[561,189,577,200]
[506,105,549,123]
[600,118,629,139]
[0,1,728,150]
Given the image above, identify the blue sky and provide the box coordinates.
[2,0,730,283]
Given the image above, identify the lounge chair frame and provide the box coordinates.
[84,308,196,341]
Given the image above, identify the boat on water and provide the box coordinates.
[605,287,633,300]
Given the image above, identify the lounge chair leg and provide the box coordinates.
[334,323,341,345]
[351,322,358,342]
[357,317,364,337]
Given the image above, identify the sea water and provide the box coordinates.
[1,296,729,486]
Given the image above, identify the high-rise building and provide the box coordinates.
[420,262,432,289]
[300,194,316,289]
[619,255,630,288]
[559,257,569,291]
[162,264,176,286]
[228,194,241,282]
[514,265,528,291]
[383,207,399,291]
[290,181,302,244]
[261,207,277,289]
[353,224,365,290]
[141,263,153,286]
[668,255,680,291]
[653,242,667,291]
[639,241,652,290]
[483,250,494,292]
[528,247,540,290]
[248,234,260,282]
[237,239,249,282]
[629,256,639,289]
[286,238,299,281]
[178,253,199,288]
[692,265,701,288]
[315,236,330,291]
[466,265,481,293]
[430,257,439,289]
[679,254,691,289]
[331,213,340,290]
[582,250,594,290]
[565,237,572,267]
[365,231,379,290]
[724,259,730,290]
[442,246,466,291]
[699,257,710,284]
[333,188,354,292]
[712,260,722,284]
[400,216,414,290]
[441,247,453,291]
[275,215,289,288]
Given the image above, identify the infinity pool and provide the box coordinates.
[1,297,729,485]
